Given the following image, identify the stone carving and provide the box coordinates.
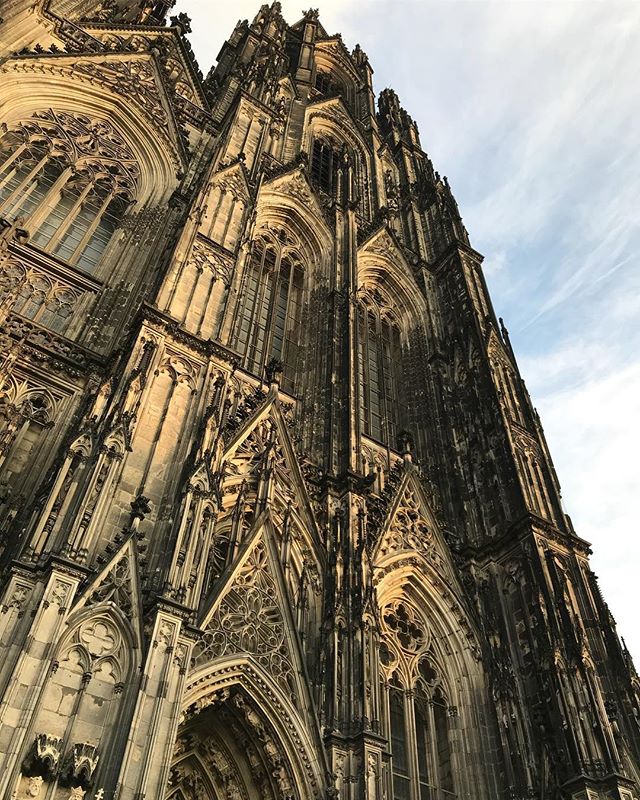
[59,743,99,790]
[71,59,174,148]
[84,543,136,617]
[192,538,296,700]
[375,485,447,575]
[8,108,140,199]
[190,238,233,285]
[24,776,44,798]
[2,581,31,613]
[382,600,428,655]
[80,618,117,657]
[21,734,63,780]
[213,164,250,203]
[276,171,314,206]
[49,579,73,609]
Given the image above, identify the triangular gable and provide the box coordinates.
[306,95,368,151]
[372,469,460,590]
[290,15,329,39]
[195,514,316,717]
[260,166,332,239]
[80,24,209,110]
[358,225,413,277]
[71,535,144,645]
[357,226,425,316]
[314,38,362,85]
[486,326,516,370]
[222,395,322,556]
[210,161,251,203]
[276,74,299,102]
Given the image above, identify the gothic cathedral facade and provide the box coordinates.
[0,2,638,799]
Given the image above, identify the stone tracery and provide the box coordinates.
[0,4,636,800]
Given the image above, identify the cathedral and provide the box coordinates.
[0,1,638,798]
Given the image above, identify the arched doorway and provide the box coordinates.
[167,659,327,800]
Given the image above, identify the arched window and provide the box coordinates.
[381,603,457,800]
[357,299,401,444]
[433,691,454,796]
[0,109,139,274]
[415,699,433,798]
[314,71,335,96]
[390,685,411,800]
[310,139,335,193]
[231,235,304,390]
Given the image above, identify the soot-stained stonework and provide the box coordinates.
[0,2,639,799]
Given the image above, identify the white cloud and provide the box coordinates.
[527,358,640,658]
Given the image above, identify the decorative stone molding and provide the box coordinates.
[59,743,99,790]
[21,734,63,780]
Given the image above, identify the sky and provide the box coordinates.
[174,0,640,660]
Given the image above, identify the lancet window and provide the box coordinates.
[314,71,336,96]
[0,109,139,274]
[231,233,304,390]
[381,601,457,800]
[357,294,401,444]
[310,138,336,194]
[0,377,58,514]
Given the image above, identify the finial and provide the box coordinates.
[0,216,29,254]
[265,357,284,390]
[129,494,151,530]
[170,12,192,34]
[398,430,414,465]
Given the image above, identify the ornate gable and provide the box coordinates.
[373,471,483,666]
[211,161,251,203]
[81,25,208,111]
[222,398,321,552]
[72,536,143,643]
[2,51,188,170]
[372,470,458,587]
[306,95,367,147]
[314,38,362,85]
[357,226,426,319]
[486,326,516,371]
[194,519,310,710]
[358,225,414,279]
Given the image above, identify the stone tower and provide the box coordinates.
[0,2,638,799]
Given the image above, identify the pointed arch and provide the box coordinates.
[357,227,427,329]
[218,397,324,568]
[196,515,323,713]
[0,54,182,216]
[14,599,141,798]
[225,169,332,389]
[304,96,373,215]
[200,161,251,251]
[373,471,491,800]
[257,167,333,267]
[181,656,328,800]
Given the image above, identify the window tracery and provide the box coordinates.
[0,375,60,501]
[310,137,336,194]
[17,610,132,799]
[0,109,139,273]
[231,231,304,391]
[357,289,402,444]
[380,600,457,800]
[314,71,336,97]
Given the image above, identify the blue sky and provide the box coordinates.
[175,0,640,659]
